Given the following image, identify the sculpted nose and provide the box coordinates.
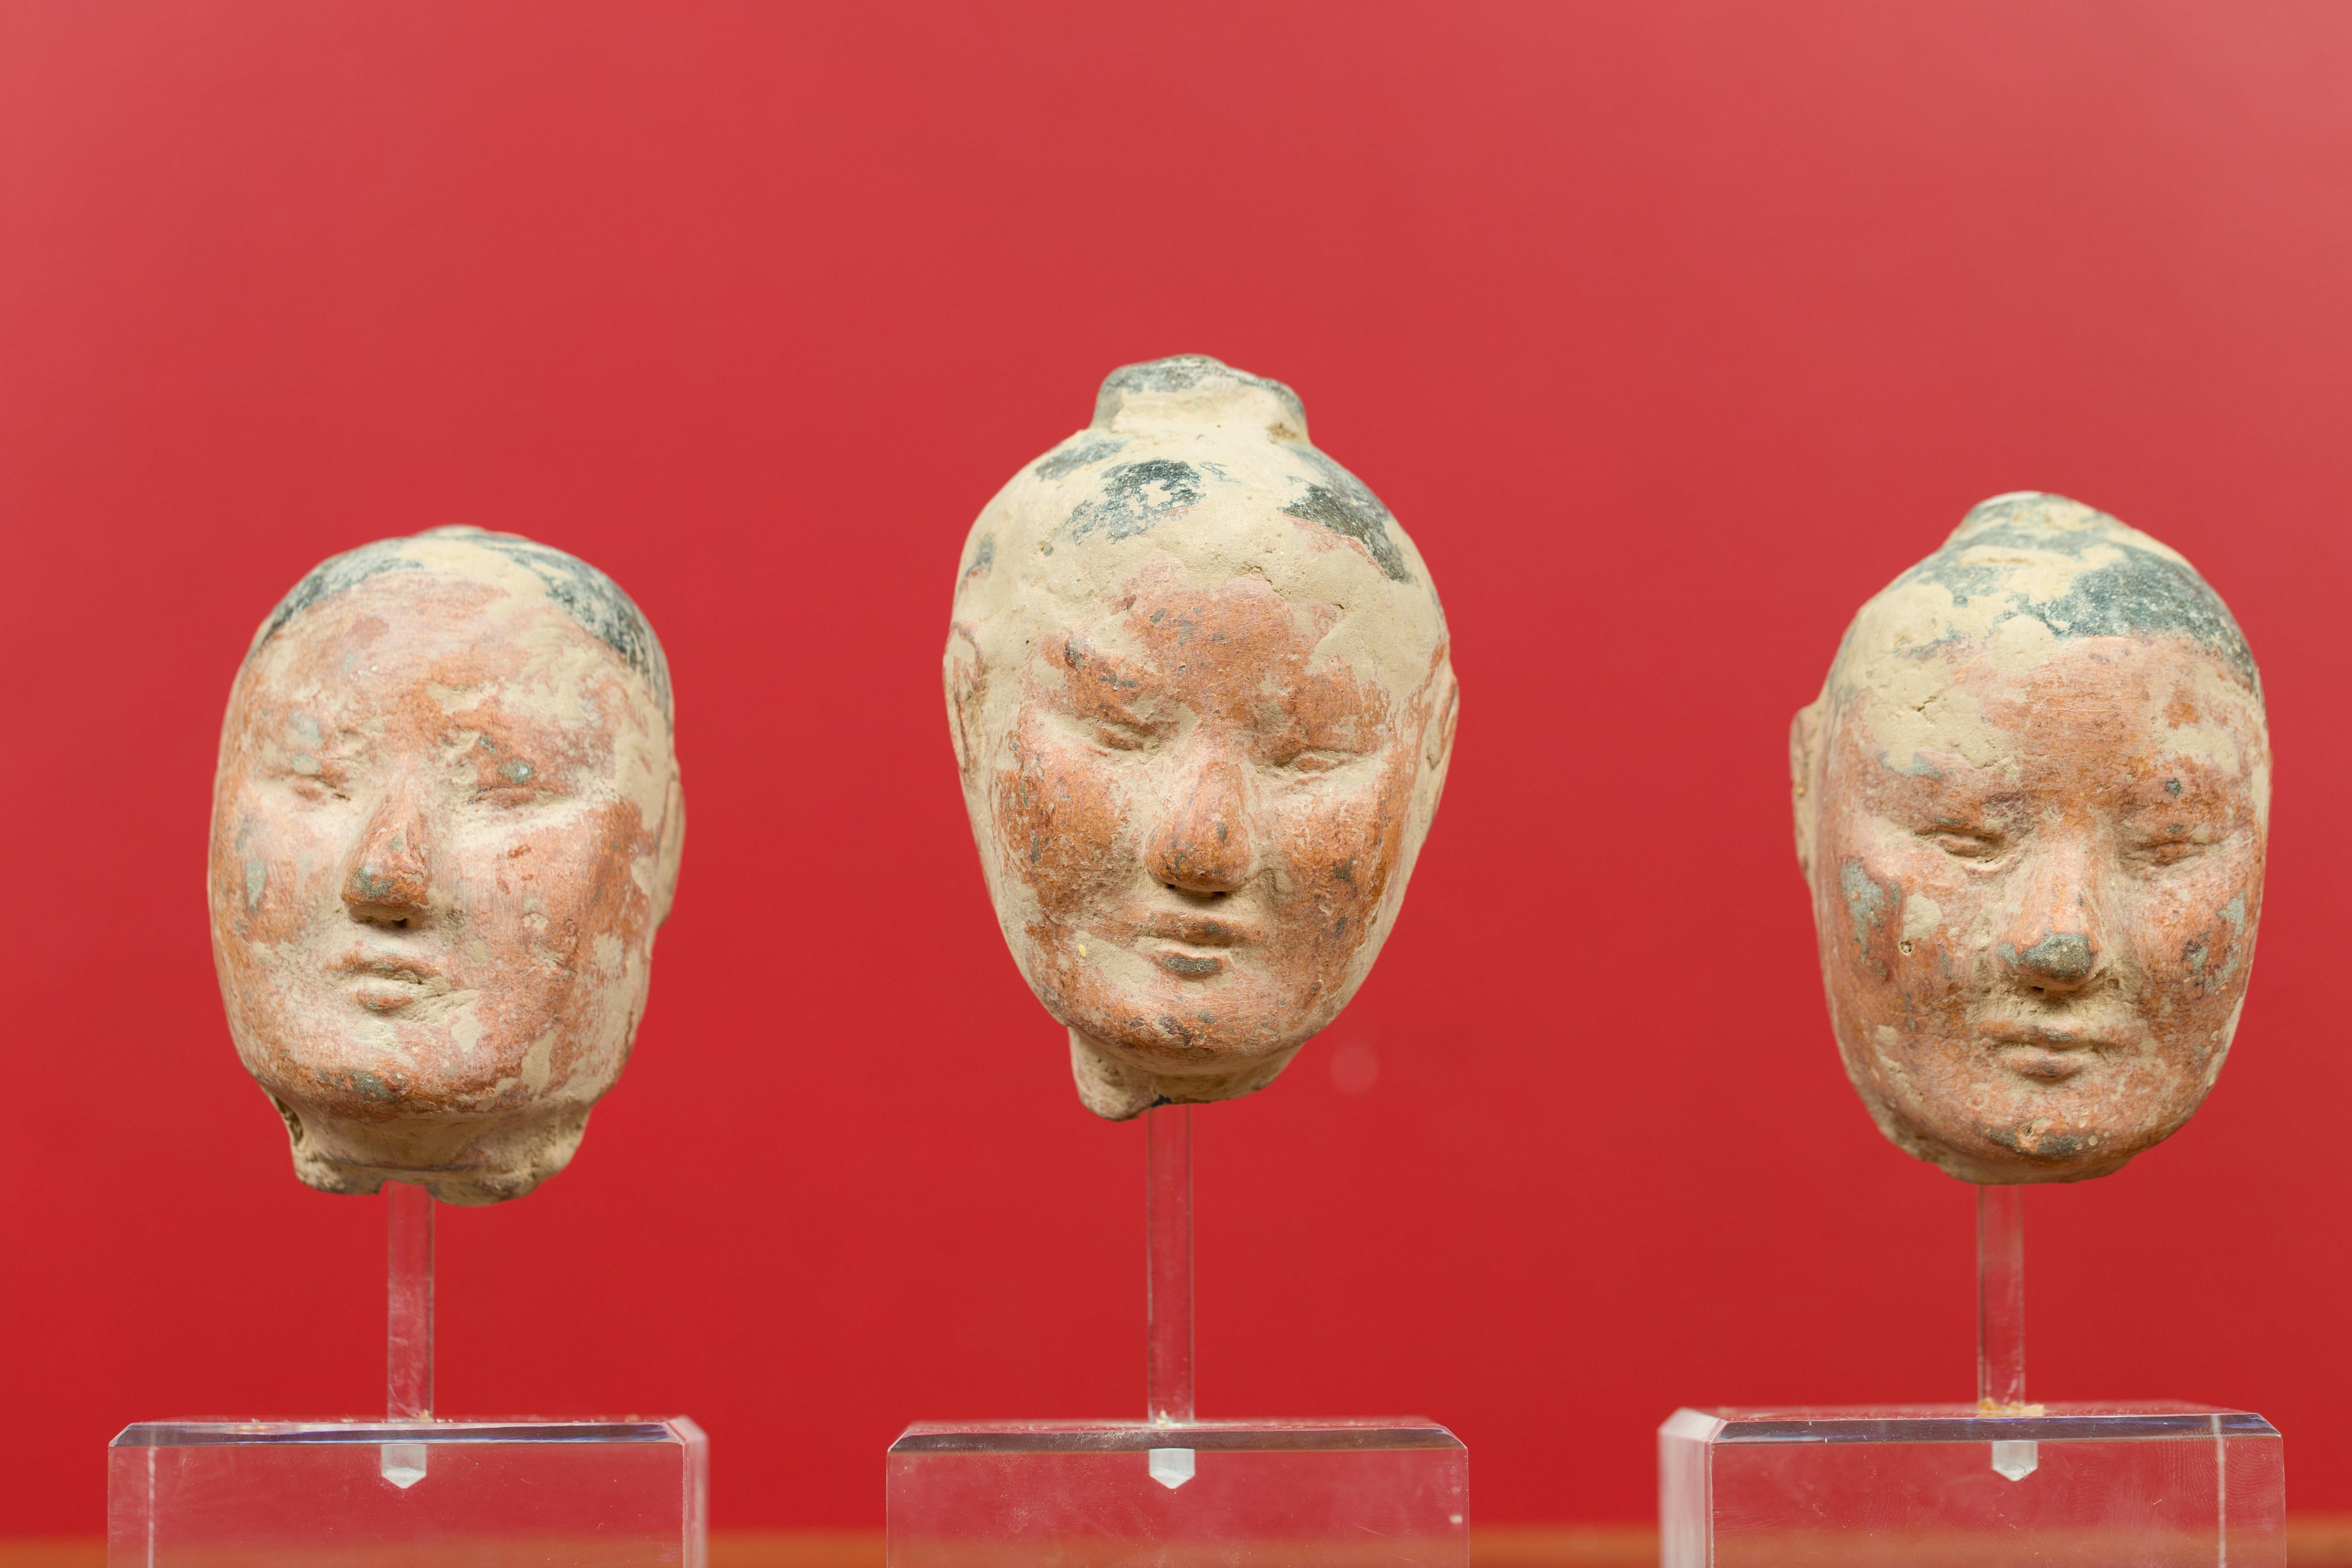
[343,795,435,928]
[2006,931,2096,986]
[1144,754,1255,895]
[1998,838,2103,994]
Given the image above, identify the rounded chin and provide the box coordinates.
[1068,1029,1303,1122]
[1910,1136,2143,1187]
[1858,1092,2154,1186]
[256,1086,606,1213]
[1049,988,1350,1072]
[275,1097,599,1206]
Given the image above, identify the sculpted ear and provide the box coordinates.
[652,757,685,927]
[1790,696,1824,889]
[1426,661,1460,772]
[945,623,986,792]
[1414,654,1459,825]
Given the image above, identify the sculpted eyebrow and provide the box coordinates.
[1895,782,2023,824]
[1071,682,1151,726]
[1059,640,1152,697]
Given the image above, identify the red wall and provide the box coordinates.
[4,0,2349,1535]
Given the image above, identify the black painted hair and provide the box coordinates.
[1896,493,2259,697]
[1027,355,1416,587]
[250,527,673,724]
[1090,354,1307,433]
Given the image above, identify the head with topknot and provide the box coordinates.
[210,527,684,1203]
[948,356,1458,1118]
[1792,493,2268,1183]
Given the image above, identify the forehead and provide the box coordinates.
[1051,554,1327,643]
[1835,632,2264,779]
[1027,549,1429,707]
[238,571,619,719]
[1041,485,1395,593]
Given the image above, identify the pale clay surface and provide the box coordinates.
[209,529,684,1204]
[1792,494,2268,1183]
[947,356,1459,1119]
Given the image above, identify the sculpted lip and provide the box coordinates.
[1985,1024,2113,1048]
[1138,913,1254,946]
[338,950,449,1012]
[1134,911,1256,979]
[1985,1025,2114,1083]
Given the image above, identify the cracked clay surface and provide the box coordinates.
[1791,494,2268,1183]
[209,528,684,1204]
[946,356,1459,1118]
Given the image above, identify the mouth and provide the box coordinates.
[1134,913,1256,980]
[1986,1026,2112,1084]
[338,952,452,1014]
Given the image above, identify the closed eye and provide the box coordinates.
[1923,828,2004,860]
[278,769,349,804]
[1090,720,1154,752]
[1278,748,1363,775]
[2132,836,2208,868]
[473,756,547,805]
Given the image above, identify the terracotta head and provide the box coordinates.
[947,356,1459,1119]
[209,528,684,1204]
[1792,494,2267,1183]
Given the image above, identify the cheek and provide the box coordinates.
[1888,860,1990,975]
[1819,831,1983,1007]
[2128,859,2261,1009]
[450,806,653,947]
[1812,814,1898,986]
[1269,764,1412,931]
[995,731,1134,919]
[215,796,347,942]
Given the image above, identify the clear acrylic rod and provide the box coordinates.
[1976,1184,2025,1410]
[387,1180,434,1420]
[1146,1105,1195,1424]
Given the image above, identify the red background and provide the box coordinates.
[4,0,2349,1536]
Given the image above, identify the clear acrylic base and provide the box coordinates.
[1660,1403,2283,1568]
[109,1417,708,1567]
[886,1418,1468,1567]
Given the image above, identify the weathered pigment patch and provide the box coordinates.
[1986,1122,2097,1162]
[1899,890,1942,945]
[2209,892,2249,984]
[456,530,673,724]
[1034,438,1127,481]
[1896,496,2258,692]
[1840,859,1888,956]
[254,542,421,651]
[1282,449,1413,584]
[960,534,995,591]
[1055,460,1204,548]
[342,1069,399,1104]
[253,527,675,725]
[2007,931,2093,981]
[1093,354,1306,432]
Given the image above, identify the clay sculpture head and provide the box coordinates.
[1792,493,2267,1183]
[209,528,684,1204]
[946,356,1458,1119]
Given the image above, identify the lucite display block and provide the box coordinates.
[886,1417,1468,1568]
[109,1416,708,1568]
[893,1113,1467,1565]
[1660,1404,2283,1568]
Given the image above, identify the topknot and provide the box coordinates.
[1848,492,2260,699]
[1091,354,1310,439]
